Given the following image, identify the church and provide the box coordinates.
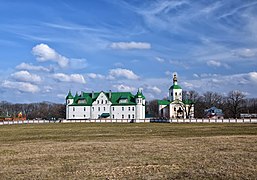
[66,89,145,120]
[158,74,194,119]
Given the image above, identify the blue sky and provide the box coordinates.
[0,0,257,103]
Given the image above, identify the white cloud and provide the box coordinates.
[110,41,151,50]
[232,48,257,58]
[57,94,66,99]
[16,62,52,72]
[42,86,53,93]
[32,43,69,68]
[146,86,162,94]
[52,73,86,84]
[87,73,105,79]
[169,60,190,69]
[206,60,230,69]
[11,71,41,83]
[2,80,39,93]
[108,68,139,80]
[248,72,257,82]
[206,60,221,67]
[155,57,165,63]
[113,84,136,92]
[69,58,87,69]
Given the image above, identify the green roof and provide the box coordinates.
[100,113,110,118]
[66,91,73,99]
[68,91,139,106]
[135,89,145,99]
[158,100,170,105]
[169,84,182,90]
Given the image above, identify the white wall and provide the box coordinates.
[67,106,91,119]
[111,106,136,119]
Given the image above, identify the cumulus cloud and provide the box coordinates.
[113,84,136,92]
[32,43,69,68]
[11,71,41,83]
[52,73,86,84]
[110,41,151,50]
[87,73,105,79]
[16,62,52,72]
[2,80,39,93]
[108,68,139,80]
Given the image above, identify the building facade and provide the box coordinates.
[66,89,145,120]
[158,74,194,119]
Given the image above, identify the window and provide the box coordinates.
[101,100,103,104]
[122,114,124,119]
[105,100,107,104]
[104,107,106,111]
[73,115,75,117]
[112,115,114,119]
[132,114,134,119]
[84,107,86,111]
[112,107,114,111]
[92,107,94,111]
[174,107,176,111]
[97,100,99,104]
[84,115,86,117]
[128,107,130,111]
[73,107,75,111]
[132,107,134,111]
[128,114,130,119]
[122,107,124,111]
[78,99,86,104]
[175,92,177,96]
[98,107,100,111]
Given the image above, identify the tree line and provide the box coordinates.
[146,90,257,118]
[1,90,256,120]
[0,101,65,120]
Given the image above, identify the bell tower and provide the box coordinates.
[169,73,182,101]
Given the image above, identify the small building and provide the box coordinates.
[158,74,194,119]
[66,89,145,120]
[204,107,224,119]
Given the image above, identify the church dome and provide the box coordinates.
[169,84,182,90]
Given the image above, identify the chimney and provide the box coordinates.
[92,91,94,99]
[109,90,112,99]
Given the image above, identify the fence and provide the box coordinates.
[0,118,257,125]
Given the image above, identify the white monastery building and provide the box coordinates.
[66,89,145,120]
[158,74,194,119]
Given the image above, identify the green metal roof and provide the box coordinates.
[66,91,73,99]
[169,84,182,90]
[135,89,145,99]
[100,113,110,118]
[158,100,170,105]
[68,91,138,106]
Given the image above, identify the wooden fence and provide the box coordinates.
[0,118,257,125]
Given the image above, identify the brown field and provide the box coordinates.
[0,123,257,179]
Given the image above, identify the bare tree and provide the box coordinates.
[226,90,245,118]
[182,90,200,118]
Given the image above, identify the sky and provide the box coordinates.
[0,0,257,103]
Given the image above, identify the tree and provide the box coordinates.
[182,90,200,118]
[226,90,245,118]
[146,100,159,117]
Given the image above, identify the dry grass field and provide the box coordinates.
[0,123,257,179]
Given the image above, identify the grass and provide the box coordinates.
[0,123,257,179]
